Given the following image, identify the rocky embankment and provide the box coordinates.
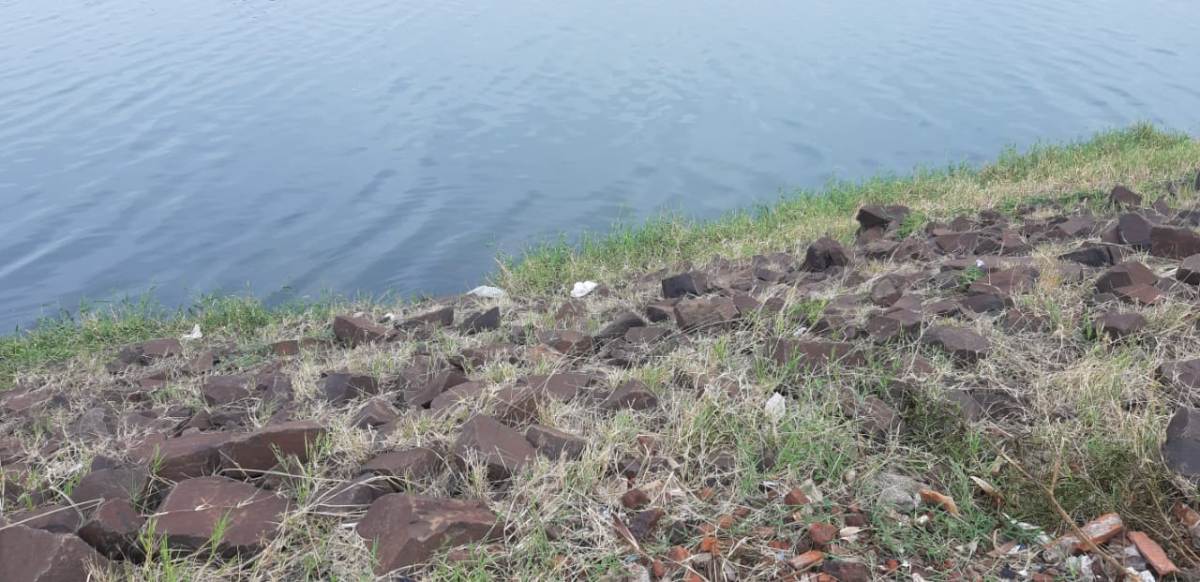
[5,175,1200,580]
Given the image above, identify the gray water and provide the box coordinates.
[2,0,1199,330]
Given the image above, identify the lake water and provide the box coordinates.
[2,0,1198,330]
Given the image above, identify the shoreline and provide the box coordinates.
[2,124,1200,580]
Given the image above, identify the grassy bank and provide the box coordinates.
[2,124,1200,581]
[5,124,1198,388]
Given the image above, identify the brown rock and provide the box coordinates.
[1127,531,1179,577]
[821,560,871,582]
[70,464,149,504]
[628,509,664,541]
[1178,254,1200,285]
[270,339,300,356]
[459,307,501,334]
[621,488,651,509]
[525,425,586,461]
[1110,185,1142,209]
[626,326,670,344]
[645,300,677,322]
[10,504,85,534]
[1158,360,1200,393]
[662,271,710,298]
[1095,261,1158,294]
[802,237,851,271]
[403,369,469,409]
[1114,283,1164,305]
[78,498,144,560]
[184,350,215,375]
[856,204,910,230]
[320,371,380,405]
[784,488,810,507]
[218,421,327,477]
[1151,225,1200,259]
[130,432,233,481]
[351,398,400,428]
[315,475,389,513]
[356,494,501,575]
[333,314,393,347]
[864,308,923,342]
[923,325,989,362]
[961,291,1010,314]
[769,340,864,370]
[673,296,739,331]
[398,306,454,330]
[154,476,287,557]
[201,375,253,407]
[525,373,596,403]
[1059,244,1125,268]
[540,330,594,356]
[808,522,838,546]
[453,415,536,480]
[870,276,905,307]
[596,311,647,341]
[112,338,183,369]
[1094,311,1146,339]
[361,448,444,481]
[0,524,112,581]
[601,380,658,411]
[1164,407,1200,478]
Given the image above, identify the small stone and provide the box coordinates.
[856,204,910,230]
[873,472,924,511]
[1114,283,1164,305]
[1096,261,1158,294]
[78,498,144,560]
[320,372,380,405]
[628,509,664,541]
[70,465,149,505]
[808,522,838,546]
[784,488,810,507]
[596,311,647,342]
[600,380,658,411]
[452,415,536,480]
[333,315,393,347]
[1059,244,1125,268]
[1159,359,1200,393]
[1118,213,1153,249]
[398,306,454,330]
[154,476,288,557]
[621,488,651,509]
[217,421,327,477]
[540,330,594,356]
[351,398,400,428]
[644,301,677,322]
[1127,531,1179,577]
[1110,185,1142,209]
[112,338,183,369]
[625,326,670,345]
[270,340,300,356]
[403,369,469,409]
[1152,225,1200,259]
[1094,311,1146,339]
[802,237,851,271]
[1177,255,1200,285]
[459,307,501,334]
[822,560,871,582]
[201,375,253,406]
[129,432,233,481]
[662,271,710,298]
[361,448,444,481]
[356,494,501,575]
[769,340,864,370]
[870,276,904,307]
[673,296,739,331]
[0,524,112,581]
[524,372,599,402]
[1164,407,1200,479]
[525,425,586,461]
[923,325,989,361]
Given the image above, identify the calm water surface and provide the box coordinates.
[2,0,1199,329]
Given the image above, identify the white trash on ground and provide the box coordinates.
[468,285,507,299]
[570,281,599,298]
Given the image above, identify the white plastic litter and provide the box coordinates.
[468,285,507,299]
[975,258,986,268]
[180,324,203,341]
[765,393,787,421]
[570,281,599,298]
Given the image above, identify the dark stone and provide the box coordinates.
[1059,244,1125,268]
[540,330,594,356]
[524,373,599,402]
[644,301,677,322]
[1114,283,1164,305]
[452,415,536,480]
[361,448,444,481]
[673,296,739,330]
[972,266,1038,296]
[1118,213,1153,250]
[769,340,864,370]
[1158,359,1200,393]
[201,375,253,407]
[490,386,539,425]
[1164,407,1200,479]
[946,389,1025,422]
[923,325,989,362]
[870,276,904,307]
[154,476,288,557]
[450,343,520,370]
[661,271,710,298]
[459,307,501,334]
[525,425,587,460]
[0,524,112,581]
[315,475,388,513]
[184,350,215,375]
[601,380,658,411]
[333,315,393,347]
[1110,185,1142,209]
[856,204,910,230]
[112,338,183,369]
[628,509,664,541]
[78,498,144,560]
[1094,311,1147,339]
[429,382,485,412]
[351,398,400,428]
[625,326,670,345]
[1048,215,1096,239]
[398,306,454,330]
[70,465,149,504]
[1096,261,1158,294]
[1179,255,1200,285]
[218,421,327,477]
[837,388,902,440]
[1151,226,1200,259]
[802,237,851,271]
[356,494,501,575]
[864,308,923,342]
[999,309,1052,333]
[10,504,85,534]
[321,372,380,405]
[270,340,300,357]
[961,290,1011,314]
[822,560,872,582]
[129,432,233,481]
[403,369,469,409]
